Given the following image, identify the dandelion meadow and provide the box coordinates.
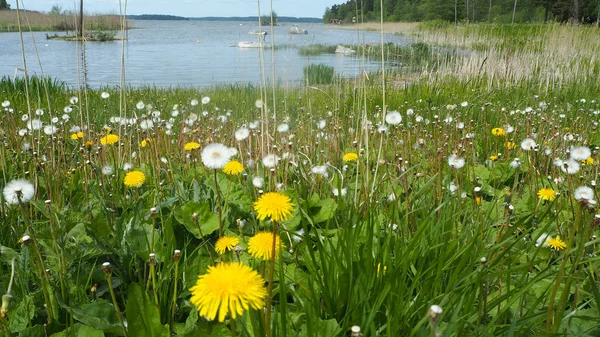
[3,12,600,337]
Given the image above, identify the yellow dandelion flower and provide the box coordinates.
[491,128,506,136]
[124,170,146,188]
[248,232,282,260]
[70,133,79,141]
[189,262,266,322]
[505,141,516,149]
[343,152,358,162]
[100,134,119,145]
[184,142,201,151]
[547,237,567,251]
[253,192,295,222]
[70,132,83,140]
[215,236,239,255]
[537,188,557,201]
[583,157,594,165]
[223,160,244,175]
[85,141,93,149]
[489,155,498,161]
[141,139,149,148]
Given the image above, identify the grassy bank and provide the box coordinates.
[0,10,127,32]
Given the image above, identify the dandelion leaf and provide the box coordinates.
[48,323,104,337]
[8,295,34,333]
[125,283,169,337]
[174,202,220,238]
[71,299,122,334]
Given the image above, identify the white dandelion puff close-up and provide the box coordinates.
[3,179,35,204]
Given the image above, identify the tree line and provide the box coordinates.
[323,0,600,24]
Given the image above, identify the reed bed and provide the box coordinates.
[0,10,125,32]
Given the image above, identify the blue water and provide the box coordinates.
[0,20,410,88]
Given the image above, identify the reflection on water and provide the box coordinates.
[0,20,410,88]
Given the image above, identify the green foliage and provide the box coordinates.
[0,0,10,10]
[324,0,600,24]
[303,64,335,85]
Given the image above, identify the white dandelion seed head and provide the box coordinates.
[252,176,264,189]
[255,99,264,109]
[277,123,289,133]
[27,119,43,131]
[18,129,27,137]
[190,99,198,106]
[140,119,154,130]
[35,108,44,116]
[249,120,260,129]
[520,138,537,151]
[317,120,326,129]
[448,154,465,169]
[123,163,134,171]
[228,147,238,157]
[561,159,580,175]
[574,186,594,201]
[69,96,78,104]
[51,117,59,124]
[570,146,591,161]
[43,125,57,135]
[262,154,280,168]
[3,179,35,204]
[385,111,402,125]
[201,143,232,169]
[102,164,114,176]
[2,100,11,108]
[101,92,110,99]
[21,114,29,121]
[234,127,250,141]
[201,96,210,104]
[311,165,328,178]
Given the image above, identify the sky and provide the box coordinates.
[9,0,341,18]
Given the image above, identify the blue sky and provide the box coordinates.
[9,0,341,18]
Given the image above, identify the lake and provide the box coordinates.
[0,20,410,88]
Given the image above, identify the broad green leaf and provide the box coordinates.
[125,283,169,337]
[72,299,122,333]
[49,323,105,337]
[8,296,35,333]
[174,202,220,238]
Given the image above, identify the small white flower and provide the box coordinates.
[332,187,347,197]
[3,179,35,204]
[535,233,551,247]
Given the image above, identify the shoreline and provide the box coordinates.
[325,22,419,34]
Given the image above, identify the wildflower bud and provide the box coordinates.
[90,284,98,292]
[173,250,181,261]
[102,262,111,273]
[150,207,157,215]
[1,293,12,318]
[428,304,443,321]
[149,253,156,265]
[21,235,31,246]
[233,245,244,254]
[350,326,361,337]
[480,257,487,264]
[191,213,198,221]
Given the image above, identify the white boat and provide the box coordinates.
[238,41,271,48]
[335,45,356,55]
[289,25,308,35]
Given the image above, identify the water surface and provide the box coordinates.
[0,20,410,87]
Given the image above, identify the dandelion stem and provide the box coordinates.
[214,169,223,237]
[265,223,278,337]
[107,271,129,337]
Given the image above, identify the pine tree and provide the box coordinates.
[0,0,11,10]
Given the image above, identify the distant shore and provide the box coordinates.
[328,22,419,34]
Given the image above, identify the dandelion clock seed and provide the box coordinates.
[201,143,231,169]
[3,179,35,204]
